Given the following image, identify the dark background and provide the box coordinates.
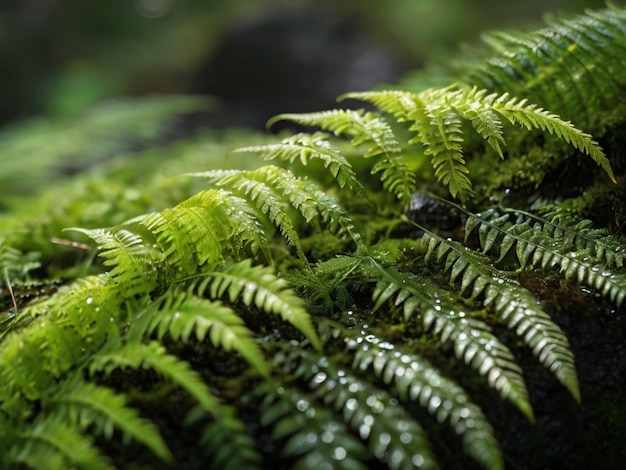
[0,0,609,128]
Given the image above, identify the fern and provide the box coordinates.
[191,259,321,351]
[363,257,534,421]
[69,227,161,295]
[259,383,370,470]
[134,190,236,277]
[90,341,220,412]
[235,132,366,197]
[504,207,626,269]
[419,228,580,402]
[349,332,503,470]
[135,292,270,377]
[47,378,173,463]
[188,165,365,255]
[4,419,114,470]
[267,110,416,203]
[467,5,626,132]
[2,4,626,469]
[343,85,613,200]
[288,348,439,470]
[465,208,626,306]
[185,405,262,470]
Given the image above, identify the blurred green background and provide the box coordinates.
[0,0,610,128]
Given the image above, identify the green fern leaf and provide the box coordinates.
[508,208,626,269]
[364,258,534,421]
[136,189,239,276]
[485,91,615,182]
[235,132,366,197]
[290,349,439,470]
[0,316,84,403]
[466,209,626,306]
[343,90,473,200]
[189,166,364,252]
[343,84,614,200]
[89,341,221,414]
[6,419,113,470]
[196,259,321,350]
[259,383,369,470]
[468,7,626,132]
[69,227,160,296]
[205,167,307,261]
[268,110,416,203]
[420,229,580,402]
[350,332,503,470]
[186,404,263,470]
[48,379,173,463]
[140,293,269,377]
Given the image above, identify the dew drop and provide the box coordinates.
[333,447,347,461]
[313,372,327,384]
[359,423,371,439]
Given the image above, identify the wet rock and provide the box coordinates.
[192,4,409,129]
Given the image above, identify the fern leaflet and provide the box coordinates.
[349,332,503,470]
[235,132,366,197]
[363,257,534,421]
[268,110,416,203]
[48,378,173,463]
[420,229,580,402]
[465,208,626,306]
[289,348,439,470]
[193,259,322,350]
[343,85,614,200]
[136,293,269,377]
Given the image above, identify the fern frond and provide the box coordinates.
[259,384,369,470]
[5,419,113,470]
[193,259,321,350]
[290,349,439,470]
[363,258,533,421]
[343,84,614,200]
[349,332,503,470]
[465,209,626,306]
[89,341,221,414]
[135,189,238,277]
[201,167,307,261]
[484,91,615,182]
[420,230,580,402]
[268,110,416,203]
[48,379,173,464]
[138,293,269,377]
[235,132,366,197]
[190,166,364,252]
[185,404,263,470]
[23,275,121,344]
[469,6,626,132]
[179,189,273,262]
[0,315,84,404]
[69,227,161,296]
[507,208,626,269]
